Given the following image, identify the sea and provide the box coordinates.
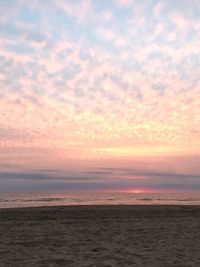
[0,191,200,208]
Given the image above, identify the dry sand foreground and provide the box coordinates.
[0,205,200,267]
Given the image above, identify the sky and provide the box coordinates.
[0,0,200,192]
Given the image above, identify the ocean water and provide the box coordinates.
[0,191,200,208]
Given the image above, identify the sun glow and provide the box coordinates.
[119,189,149,194]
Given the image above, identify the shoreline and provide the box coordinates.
[1,203,200,211]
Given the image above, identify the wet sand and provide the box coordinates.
[0,205,200,267]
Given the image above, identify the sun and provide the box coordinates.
[120,189,146,194]
[130,190,144,194]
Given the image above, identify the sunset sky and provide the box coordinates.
[0,0,200,192]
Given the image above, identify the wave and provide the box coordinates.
[0,197,65,203]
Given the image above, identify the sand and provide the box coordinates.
[0,205,200,267]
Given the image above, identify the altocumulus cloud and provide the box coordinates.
[0,0,200,191]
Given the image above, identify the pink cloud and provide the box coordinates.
[55,0,91,23]
[117,0,133,7]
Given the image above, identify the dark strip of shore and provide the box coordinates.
[1,205,200,221]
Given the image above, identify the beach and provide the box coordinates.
[0,205,200,267]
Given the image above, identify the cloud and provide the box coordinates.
[55,0,92,24]
[0,165,199,192]
[0,0,200,191]
[117,0,133,7]
[153,1,164,20]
